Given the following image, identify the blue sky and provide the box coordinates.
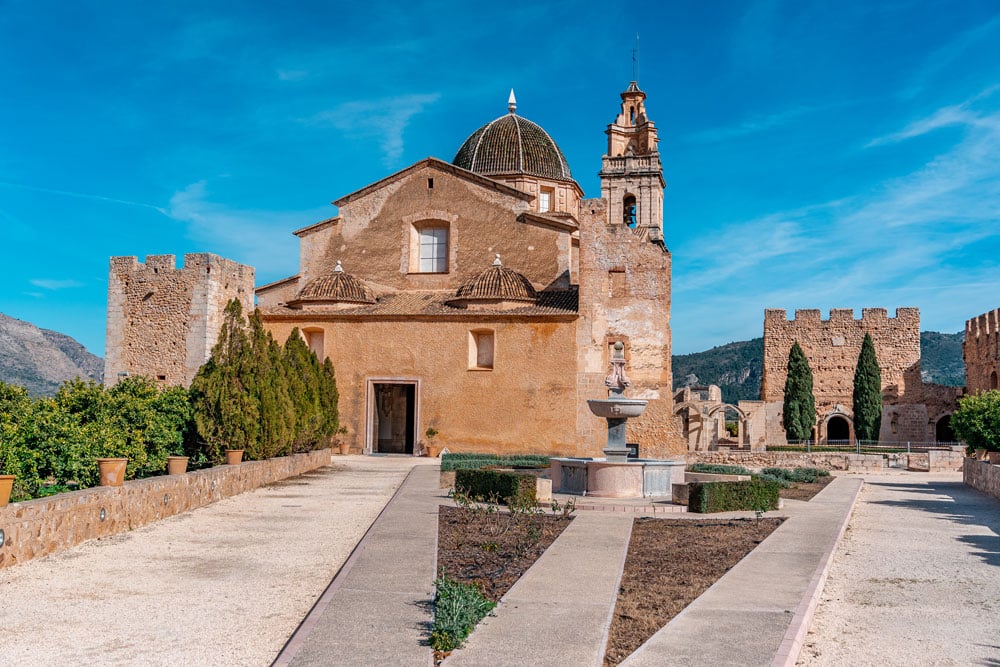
[1,0,998,356]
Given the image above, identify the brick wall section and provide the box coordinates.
[963,458,1000,500]
[964,308,1000,394]
[0,449,332,570]
[104,253,255,387]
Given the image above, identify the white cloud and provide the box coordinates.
[30,279,84,290]
[166,181,329,279]
[305,93,440,166]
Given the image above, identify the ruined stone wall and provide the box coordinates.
[0,449,330,570]
[104,254,254,387]
[263,316,580,457]
[964,308,1000,394]
[576,198,681,458]
[761,308,925,444]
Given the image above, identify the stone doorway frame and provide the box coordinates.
[365,377,422,456]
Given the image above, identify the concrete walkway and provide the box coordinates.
[799,473,1000,666]
[0,455,426,666]
[277,464,441,666]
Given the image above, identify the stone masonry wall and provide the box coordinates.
[0,449,331,570]
[576,198,682,458]
[761,307,925,444]
[964,458,1000,501]
[964,308,1000,394]
[104,253,254,387]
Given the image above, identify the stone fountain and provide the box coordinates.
[551,341,686,498]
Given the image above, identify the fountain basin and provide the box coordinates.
[551,457,686,498]
[586,398,648,419]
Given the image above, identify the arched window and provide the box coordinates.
[623,194,637,227]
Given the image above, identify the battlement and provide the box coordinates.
[109,253,250,276]
[765,307,919,326]
[966,308,1000,338]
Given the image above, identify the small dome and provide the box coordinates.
[454,255,537,303]
[296,261,375,304]
[453,98,572,181]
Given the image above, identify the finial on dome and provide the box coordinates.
[334,260,344,273]
[507,89,516,114]
[493,253,502,266]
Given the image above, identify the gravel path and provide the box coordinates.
[799,472,1000,666]
[0,456,432,666]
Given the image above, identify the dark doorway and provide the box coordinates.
[827,415,850,441]
[373,383,415,454]
[935,415,955,443]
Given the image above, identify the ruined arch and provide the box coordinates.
[706,403,750,447]
[934,413,956,443]
[825,414,852,442]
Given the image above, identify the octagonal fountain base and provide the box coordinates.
[550,457,686,498]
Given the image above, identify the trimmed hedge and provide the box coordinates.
[760,466,829,484]
[687,479,781,514]
[454,469,537,507]
[686,463,752,476]
[441,453,550,472]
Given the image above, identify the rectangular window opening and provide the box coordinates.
[427,178,434,189]
[418,226,448,273]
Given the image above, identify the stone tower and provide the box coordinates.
[104,253,255,387]
[599,81,665,241]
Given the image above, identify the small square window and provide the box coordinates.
[539,188,553,213]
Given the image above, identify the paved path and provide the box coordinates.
[0,456,427,666]
[798,472,1000,666]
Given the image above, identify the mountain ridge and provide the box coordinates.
[0,313,104,395]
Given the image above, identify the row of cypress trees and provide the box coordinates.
[189,299,339,463]
[782,333,882,442]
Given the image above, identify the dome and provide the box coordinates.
[452,255,537,304]
[295,261,376,305]
[453,93,573,181]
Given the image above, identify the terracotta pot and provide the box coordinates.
[0,474,14,507]
[425,445,442,458]
[166,456,189,475]
[338,442,351,456]
[989,451,1000,465]
[96,458,128,487]
[225,449,245,465]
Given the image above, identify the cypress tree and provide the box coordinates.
[247,309,294,459]
[782,342,816,442]
[318,357,340,442]
[853,333,882,442]
[284,329,324,452]
[190,299,260,464]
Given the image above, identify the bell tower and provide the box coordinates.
[599,81,665,242]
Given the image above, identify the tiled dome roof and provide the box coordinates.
[296,262,376,304]
[454,255,537,302]
[453,97,572,181]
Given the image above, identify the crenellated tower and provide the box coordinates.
[599,81,665,241]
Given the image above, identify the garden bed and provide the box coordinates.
[778,474,835,501]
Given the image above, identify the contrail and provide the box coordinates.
[0,180,170,215]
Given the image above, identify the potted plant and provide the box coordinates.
[166,454,189,475]
[334,426,350,455]
[96,458,128,487]
[0,473,13,507]
[424,427,441,458]
[225,449,245,465]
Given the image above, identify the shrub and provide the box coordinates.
[686,463,751,476]
[429,574,496,652]
[753,472,791,489]
[441,453,550,472]
[454,469,537,507]
[687,479,781,513]
[951,390,1000,452]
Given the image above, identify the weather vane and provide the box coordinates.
[632,33,640,84]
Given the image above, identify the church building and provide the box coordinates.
[104,83,682,458]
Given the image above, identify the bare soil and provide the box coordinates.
[603,517,784,666]
[779,475,835,501]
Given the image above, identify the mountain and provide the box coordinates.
[919,331,965,386]
[673,331,965,404]
[0,313,103,396]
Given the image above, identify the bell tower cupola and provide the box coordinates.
[599,81,665,242]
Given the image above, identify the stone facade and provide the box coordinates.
[964,308,1000,394]
[104,253,254,387]
[0,449,331,570]
[761,308,959,445]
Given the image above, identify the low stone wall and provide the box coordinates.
[964,458,1000,500]
[902,450,965,472]
[686,451,853,471]
[0,449,333,570]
